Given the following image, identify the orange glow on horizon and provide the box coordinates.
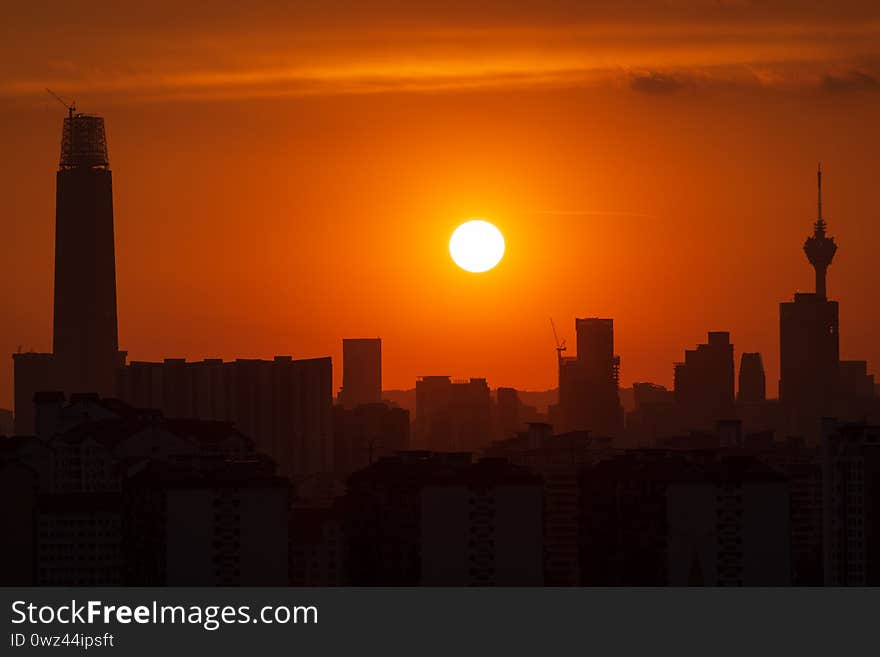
[2,4,879,408]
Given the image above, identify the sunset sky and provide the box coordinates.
[2,1,880,408]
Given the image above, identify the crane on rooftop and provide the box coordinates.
[46,88,76,119]
[550,317,567,363]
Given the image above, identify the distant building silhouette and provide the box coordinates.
[673,331,735,429]
[633,382,675,408]
[39,396,256,492]
[758,438,824,585]
[0,392,298,586]
[484,423,615,585]
[0,408,13,436]
[117,356,333,479]
[780,166,839,420]
[12,352,54,434]
[780,295,839,416]
[837,360,875,403]
[124,459,289,585]
[37,493,122,585]
[414,376,491,451]
[822,419,880,585]
[494,387,521,440]
[0,459,38,585]
[339,338,382,409]
[288,505,344,586]
[738,352,766,403]
[332,402,409,476]
[344,452,543,585]
[579,450,791,585]
[557,318,623,436]
[624,382,679,446]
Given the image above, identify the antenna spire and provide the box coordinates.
[814,162,826,237]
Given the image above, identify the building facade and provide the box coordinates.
[339,338,382,409]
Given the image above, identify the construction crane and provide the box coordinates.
[46,88,76,119]
[549,317,567,362]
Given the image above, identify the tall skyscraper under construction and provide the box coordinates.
[13,108,122,432]
[53,108,121,398]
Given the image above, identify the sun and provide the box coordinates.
[449,219,505,273]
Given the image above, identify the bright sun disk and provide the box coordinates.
[449,219,505,273]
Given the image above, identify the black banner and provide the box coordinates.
[1,588,873,655]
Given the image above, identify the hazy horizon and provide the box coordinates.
[3,1,879,409]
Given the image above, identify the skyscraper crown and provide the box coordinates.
[60,114,109,169]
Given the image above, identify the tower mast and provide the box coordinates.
[803,163,837,299]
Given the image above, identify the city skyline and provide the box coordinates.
[2,119,873,409]
[3,2,880,408]
[4,0,880,593]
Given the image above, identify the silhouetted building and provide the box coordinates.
[0,434,53,491]
[37,493,122,585]
[124,460,289,585]
[414,376,491,451]
[822,419,880,585]
[780,294,838,416]
[0,409,13,436]
[12,352,54,435]
[633,382,674,409]
[758,439,824,585]
[289,505,344,586]
[27,394,255,492]
[674,332,735,429]
[53,111,122,399]
[780,167,839,424]
[624,382,679,447]
[339,338,382,409]
[838,360,875,403]
[484,424,615,585]
[333,402,409,477]
[34,391,134,442]
[579,451,790,585]
[12,111,125,433]
[557,318,623,436]
[666,459,790,586]
[345,452,543,585]
[118,356,332,478]
[0,459,38,585]
[738,352,766,403]
[494,387,522,440]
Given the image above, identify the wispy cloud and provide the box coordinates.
[3,19,880,103]
[532,210,658,219]
[629,72,685,95]
[821,69,880,93]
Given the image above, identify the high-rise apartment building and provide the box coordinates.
[339,338,382,409]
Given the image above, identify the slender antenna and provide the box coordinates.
[814,162,827,236]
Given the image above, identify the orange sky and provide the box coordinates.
[2,2,880,408]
